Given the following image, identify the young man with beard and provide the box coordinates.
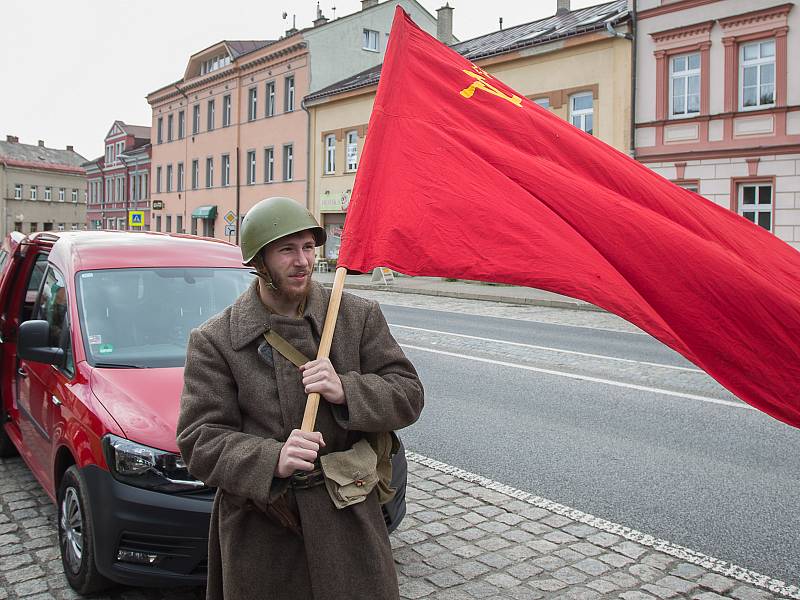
[177,196,424,599]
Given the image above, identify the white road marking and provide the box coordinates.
[390,323,700,373]
[400,344,750,410]
[406,452,799,599]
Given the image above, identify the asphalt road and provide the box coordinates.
[378,301,800,587]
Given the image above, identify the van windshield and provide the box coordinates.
[76,267,254,368]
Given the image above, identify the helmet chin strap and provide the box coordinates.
[250,254,278,291]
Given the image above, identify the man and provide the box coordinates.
[177,196,423,599]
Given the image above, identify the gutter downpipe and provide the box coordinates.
[630,1,638,158]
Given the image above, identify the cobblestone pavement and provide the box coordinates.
[1,455,796,600]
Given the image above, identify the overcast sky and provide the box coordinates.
[0,0,607,160]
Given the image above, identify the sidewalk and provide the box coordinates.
[314,270,602,311]
[0,454,795,599]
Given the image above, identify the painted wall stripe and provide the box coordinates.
[400,344,750,410]
[406,452,799,599]
[390,323,701,373]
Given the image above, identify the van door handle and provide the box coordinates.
[51,395,62,406]
[17,367,27,378]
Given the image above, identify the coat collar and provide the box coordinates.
[230,278,328,351]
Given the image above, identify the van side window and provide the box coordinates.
[21,254,49,323]
[34,266,74,376]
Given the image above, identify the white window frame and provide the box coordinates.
[283,144,293,181]
[178,110,186,138]
[177,163,184,192]
[569,92,594,135]
[167,113,174,142]
[44,187,52,201]
[248,87,257,121]
[166,164,173,193]
[669,52,701,119]
[156,166,162,193]
[72,189,78,203]
[193,104,200,134]
[221,154,230,187]
[740,39,776,111]
[207,99,215,131]
[266,81,276,116]
[14,184,21,199]
[206,157,214,188]
[285,76,295,113]
[30,186,37,201]
[265,147,274,183]
[738,182,773,232]
[59,187,65,201]
[324,134,336,174]
[533,98,550,109]
[247,151,256,185]
[346,130,358,172]
[223,94,231,127]
[192,159,199,189]
[363,28,380,52]
[157,117,163,144]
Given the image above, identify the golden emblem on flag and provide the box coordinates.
[459,66,522,108]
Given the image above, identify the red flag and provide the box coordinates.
[338,8,800,428]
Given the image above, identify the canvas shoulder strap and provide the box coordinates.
[263,330,311,368]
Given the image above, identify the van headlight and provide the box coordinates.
[102,434,206,493]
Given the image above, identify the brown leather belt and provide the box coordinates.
[290,467,325,490]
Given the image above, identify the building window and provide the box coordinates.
[30,186,37,201]
[155,215,162,232]
[670,53,700,118]
[105,144,112,163]
[363,28,380,51]
[207,99,215,131]
[157,117,163,144]
[167,113,174,142]
[533,98,550,109]
[283,144,293,181]
[166,164,173,193]
[324,134,336,174]
[346,130,358,171]
[676,182,699,193]
[284,76,295,112]
[206,157,214,188]
[738,183,773,232]
[59,187,65,202]
[71,189,78,203]
[200,53,231,75]
[14,184,22,199]
[44,187,52,201]
[193,104,201,134]
[30,223,37,233]
[177,163,184,192]
[177,215,183,234]
[266,81,276,116]
[57,223,65,232]
[222,154,231,187]
[71,224,78,231]
[243,150,254,184]
[740,40,775,110]
[166,215,172,233]
[248,87,257,121]
[192,159,199,189]
[178,110,185,138]
[223,94,231,127]
[265,147,274,182]
[570,92,594,135]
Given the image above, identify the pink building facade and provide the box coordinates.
[146,39,308,241]
[83,121,151,230]
[635,1,800,249]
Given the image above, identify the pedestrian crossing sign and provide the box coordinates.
[128,211,144,227]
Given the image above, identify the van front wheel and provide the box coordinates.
[57,466,112,594]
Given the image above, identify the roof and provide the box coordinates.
[451,0,628,61]
[226,40,276,59]
[123,123,151,140]
[0,140,87,175]
[44,230,243,274]
[304,0,629,103]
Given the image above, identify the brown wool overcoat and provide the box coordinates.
[177,279,424,600]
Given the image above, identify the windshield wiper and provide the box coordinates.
[94,362,143,369]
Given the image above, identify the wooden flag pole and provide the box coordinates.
[301,266,348,432]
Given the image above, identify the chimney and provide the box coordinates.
[556,0,570,15]
[38,140,45,147]
[67,145,74,152]
[361,0,378,10]
[313,2,329,26]
[436,3,455,45]
[6,135,18,143]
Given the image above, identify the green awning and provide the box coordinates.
[192,205,217,219]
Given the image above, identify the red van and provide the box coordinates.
[0,230,407,594]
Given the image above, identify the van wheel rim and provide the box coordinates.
[60,488,83,573]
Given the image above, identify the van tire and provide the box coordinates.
[57,466,112,595]
[0,409,19,458]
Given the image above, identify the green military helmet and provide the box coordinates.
[240,197,326,264]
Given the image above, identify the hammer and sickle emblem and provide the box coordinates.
[459,68,522,108]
